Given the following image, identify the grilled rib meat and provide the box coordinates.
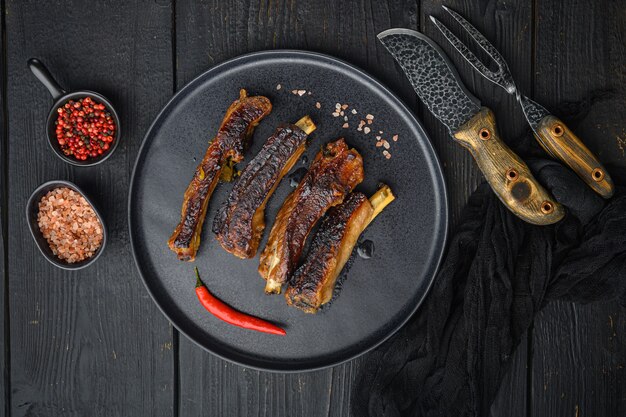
[286,193,372,312]
[168,90,272,261]
[285,185,395,313]
[258,139,364,294]
[213,116,316,259]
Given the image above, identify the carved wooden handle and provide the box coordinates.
[535,115,614,199]
[453,107,565,225]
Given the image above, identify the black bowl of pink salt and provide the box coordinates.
[26,180,107,270]
[28,58,121,166]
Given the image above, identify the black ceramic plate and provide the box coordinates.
[129,50,448,371]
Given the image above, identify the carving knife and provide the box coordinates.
[429,5,614,199]
[378,28,564,225]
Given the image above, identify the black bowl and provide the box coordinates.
[28,58,121,167]
[26,180,107,270]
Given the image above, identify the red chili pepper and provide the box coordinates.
[194,268,286,336]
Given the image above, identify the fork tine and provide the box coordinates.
[429,16,495,82]
[441,5,509,73]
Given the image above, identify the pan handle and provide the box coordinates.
[28,58,66,100]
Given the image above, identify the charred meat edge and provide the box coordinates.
[285,185,395,313]
[168,89,272,261]
[258,139,364,294]
[213,116,317,259]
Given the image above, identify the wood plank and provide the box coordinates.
[531,1,626,416]
[178,350,363,417]
[6,1,175,416]
[489,335,529,417]
[0,0,7,413]
[175,1,418,416]
[532,303,626,417]
[420,1,533,416]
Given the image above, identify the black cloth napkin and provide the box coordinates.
[352,94,626,417]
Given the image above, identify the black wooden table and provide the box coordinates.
[2,1,625,416]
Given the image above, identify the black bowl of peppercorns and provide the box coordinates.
[28,58,121,167]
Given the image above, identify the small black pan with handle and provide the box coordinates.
[28,58,122,167]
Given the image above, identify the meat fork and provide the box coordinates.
[430,6,615,198]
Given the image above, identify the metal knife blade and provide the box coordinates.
[518,95,557,159]
[519,95,550,132]
[377,28,481,133]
